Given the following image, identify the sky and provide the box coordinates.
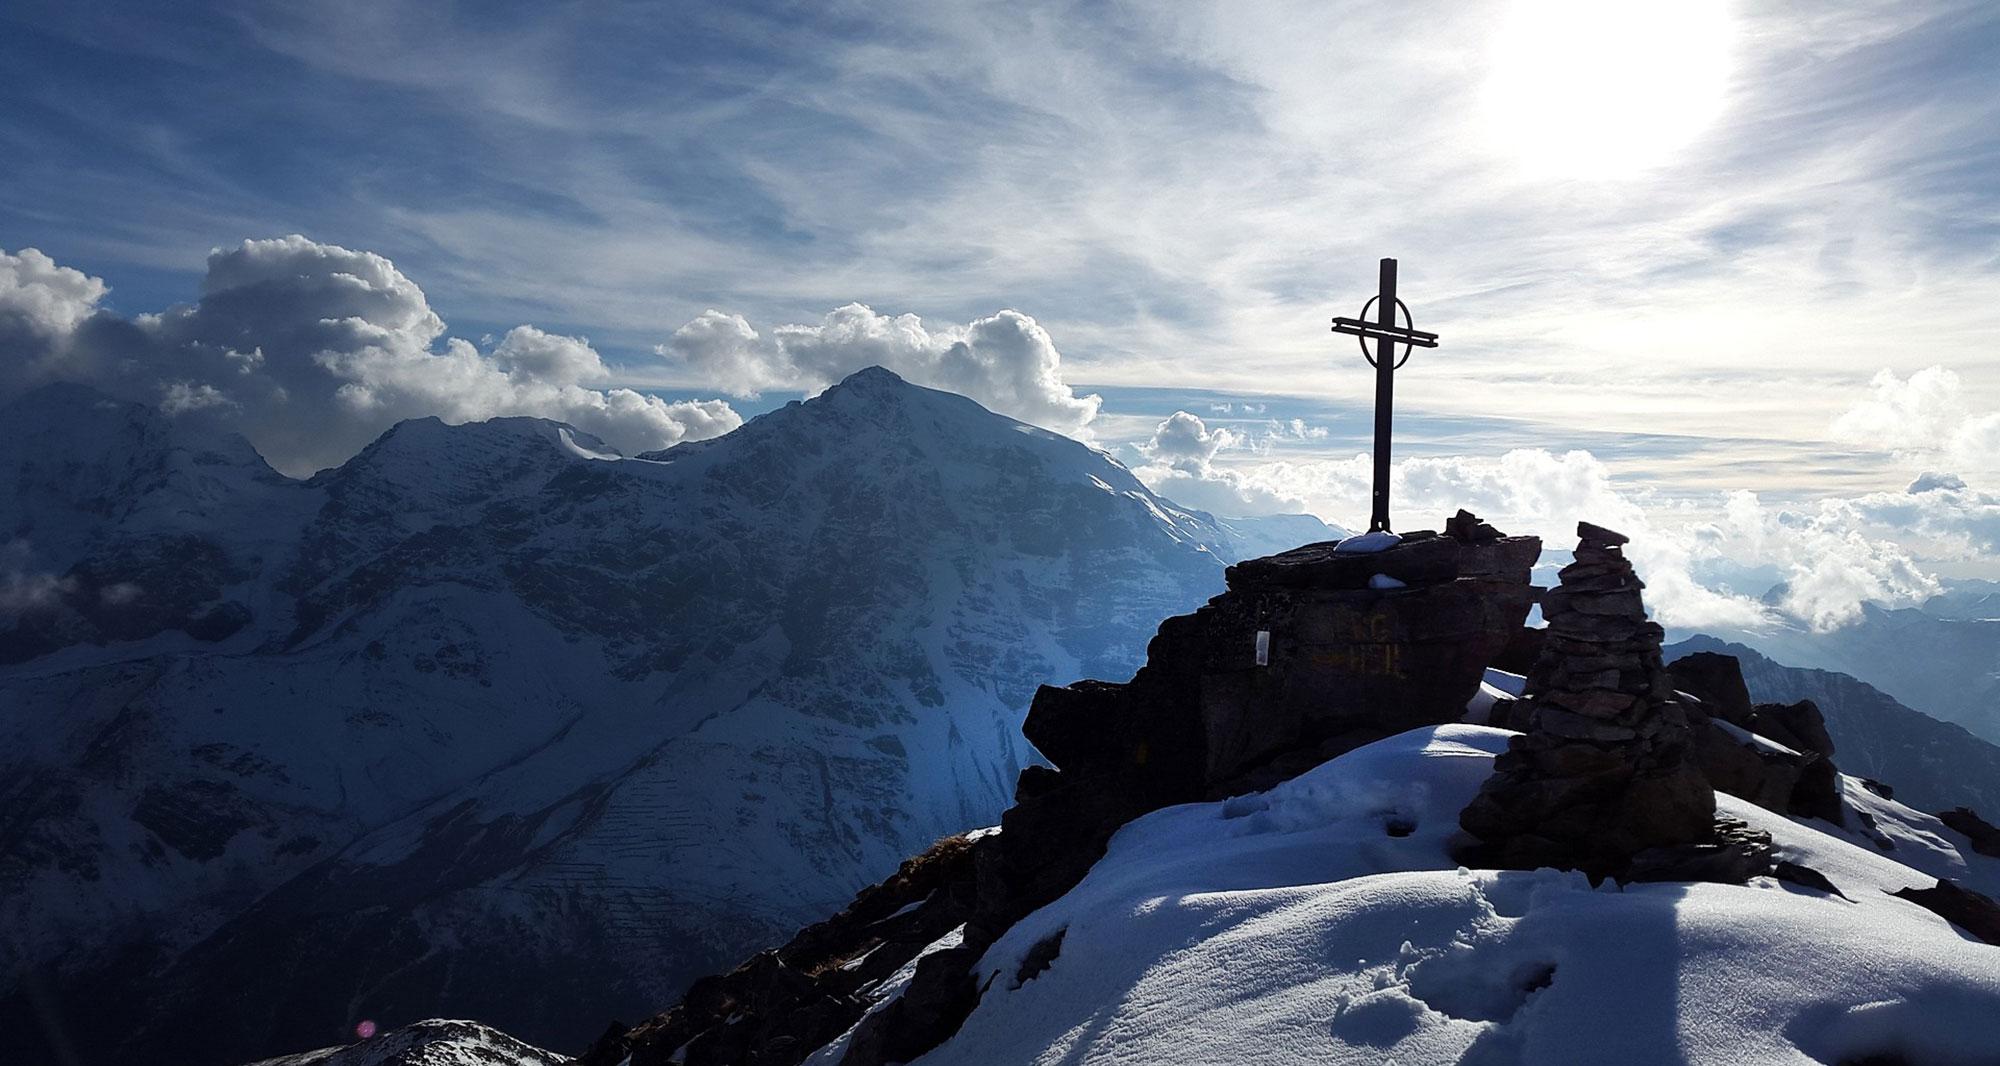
[2,0,1999,631]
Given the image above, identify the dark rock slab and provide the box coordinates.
[1667,652,1757,730]
[1624,817,1776,886]
[1938,807,2000,858]
[1891,879,2000,946]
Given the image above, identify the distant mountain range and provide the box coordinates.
[1665,636,2000,814]
[1686,603,2000,745]
[0,368,1335,1065]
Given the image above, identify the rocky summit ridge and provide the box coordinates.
[580,518,2000,1066]
[581,511,1544,1066]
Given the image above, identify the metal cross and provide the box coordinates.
[1331,258,1440,533]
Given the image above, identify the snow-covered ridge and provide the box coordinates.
[242,1019,564,1066]
[899,725,2000,1065]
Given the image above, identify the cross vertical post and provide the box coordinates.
[1370,257,1397,533]
[1330,257,1441,536]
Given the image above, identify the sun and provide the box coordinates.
[1482,0,1736,180]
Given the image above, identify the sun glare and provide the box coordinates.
[1482,0,1735,180]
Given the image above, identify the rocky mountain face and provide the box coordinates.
[1,368,1312,1065]
[1667,635,2000,814]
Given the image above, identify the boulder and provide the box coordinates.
[1666,654,1844,823]
[1666,652,1757,730]
[1754,699,1836,759]
[1938,807,2000,858]
[1891,879,2000,946]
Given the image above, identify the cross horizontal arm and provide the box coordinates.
[1330,317,1441,348]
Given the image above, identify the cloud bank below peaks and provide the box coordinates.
[660,302,1102,439]
[1127,433,1954,635]
[1128,410,1311,517]
[0,237,742,476]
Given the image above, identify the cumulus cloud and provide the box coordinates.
[660,302,1101,437]
[1832,366,2000,482]
[0,237,741,475]
[1809,479,2000,566]
[0,246,111,392]
[1141,410,1241,472]
[1271,418,1328,442]
[1130,410,1306,517]
[1144,444,1956,633]
[1697,490,1939,631]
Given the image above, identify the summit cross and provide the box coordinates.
[1330,257,1440,533]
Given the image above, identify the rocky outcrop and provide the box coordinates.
[1667,653,1843,823]
[1667,634,2000,816]
[1938,808,2000,859]
[580,832,987,1066]
[1891,879,2000,946]
[583,513,1540,1066]
[1005,520,1539,925]
[1461,523,1720,877]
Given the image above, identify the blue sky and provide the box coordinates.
[3,0,2000,627]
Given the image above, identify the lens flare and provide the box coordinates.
[355,1019,378,1040]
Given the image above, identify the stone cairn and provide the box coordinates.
[1460,521,1718,876]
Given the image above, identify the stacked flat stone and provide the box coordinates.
[1460,521,1715,875]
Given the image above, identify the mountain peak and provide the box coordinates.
[0,378,282,500]
[836,365,907,388]
[811,365,945,416]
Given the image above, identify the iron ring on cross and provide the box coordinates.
[1356,295,1418,370]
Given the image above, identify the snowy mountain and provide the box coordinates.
[809,725,2000,1065]
[243,1020,565,1066]
[2,368,1307,1065]
[1213,512,1352,561]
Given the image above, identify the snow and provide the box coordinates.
[915,725,2000,1066]
[1462,668,1526,724]
[1714,717,1802,757]
[803,925,969,1066]
[1369,573,1407,589]
[240,1019,563,1066]
[1334,530,1402,554]
[556,426,624,461]
[1483,668,1527,698]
